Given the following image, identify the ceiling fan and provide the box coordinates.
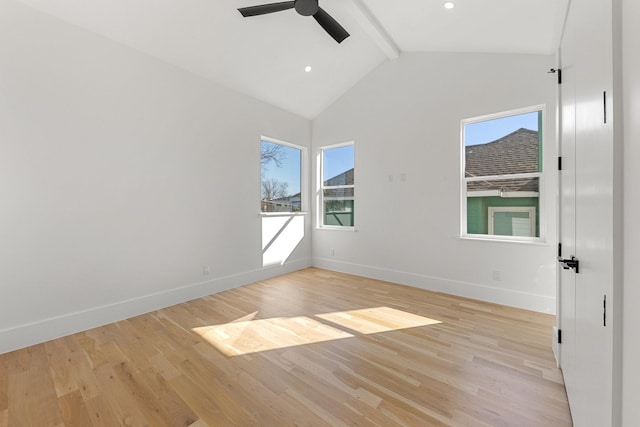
[238,0,350,44]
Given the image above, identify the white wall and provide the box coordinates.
[312,52,558,313]
[621,0,640,423]
[0,0,311,353]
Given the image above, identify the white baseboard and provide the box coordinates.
[0,259,311,354]
[312,257,556,314]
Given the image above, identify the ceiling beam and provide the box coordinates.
[346,0,400,60]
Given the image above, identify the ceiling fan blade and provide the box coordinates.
[238,1,295,17]
[313,7,350,43]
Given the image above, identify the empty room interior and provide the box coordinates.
[0,0,638,426]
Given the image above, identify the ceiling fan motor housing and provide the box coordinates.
[295,0,319,16]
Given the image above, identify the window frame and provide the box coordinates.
[488,206,537,237]
[460,105,546,243]
[260,136,308,216]
[317,141,355,230]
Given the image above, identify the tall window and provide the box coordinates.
[320,143,354,228]
[261,137,303,213]
[461,107,543,240]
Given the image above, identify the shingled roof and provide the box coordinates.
[324,168,354,198]
[465,128,539,193]
[325,168,354,187]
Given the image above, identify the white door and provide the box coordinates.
[558,48,577,416]
[558,1,614,425]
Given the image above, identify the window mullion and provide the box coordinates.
[465,172,541,182]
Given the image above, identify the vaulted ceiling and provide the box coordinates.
[16,0,568,118]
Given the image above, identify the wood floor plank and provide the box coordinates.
[0,268,572,426]
[58,390,94,427]
[93,362,151,426]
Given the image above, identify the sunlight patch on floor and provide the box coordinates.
[316,306,442,334]
[194,306,442,356]
[193,316,353,356]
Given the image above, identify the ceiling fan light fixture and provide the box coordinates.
[238,0,350,44]
[295,0,319,16]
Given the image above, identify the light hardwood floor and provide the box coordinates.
[0,268,572,426]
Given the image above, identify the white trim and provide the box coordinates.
[259,212,309,217]
[319,140,355,151]
[465,172,541,182]
[467,190,501,197]
[467,190,539,198]
[345,0,400,60]
[500,191,539,198]
[316,226,357,232]
[322,184,354,190]
[261,135,303,150]
[460,234,548,245]
[461,104,546,126]
[0,259,312,355]
[312,257,555,314]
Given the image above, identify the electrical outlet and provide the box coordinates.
[492,270,502,281]
[203,265,211,275]
[330,248,335,257]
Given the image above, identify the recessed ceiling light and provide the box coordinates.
[444,1,455,9]
[304,65,312,73]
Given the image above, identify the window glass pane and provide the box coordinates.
[493,211,533,237]
[462,108,543,240]
[261,140,301,213]
[323,145,354,186]
[323,200,354,227]
[466,178,540,237]
[321,143,354,227]
[464,111,540,177]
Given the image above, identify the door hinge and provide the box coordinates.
[548,68,562,84]
[558,156,562,171]
[558,243,562,257]
[603,91,607,124]
[558,329,562,344]
[603,295,607,327]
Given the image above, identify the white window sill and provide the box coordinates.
[259,212,309,217]
[316,226,357,232]
[460,234,548,246]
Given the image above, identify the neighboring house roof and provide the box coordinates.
[271,192,301,202]
[325,168,354,186]
[324,168,354,198]
[465,128,539,193]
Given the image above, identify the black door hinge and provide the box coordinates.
[558,329,562,344]
[558,243,562,257]
[558,156,562,171]
[603,91,607,124]
[548,68,562,84]
[603,295,607,327]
